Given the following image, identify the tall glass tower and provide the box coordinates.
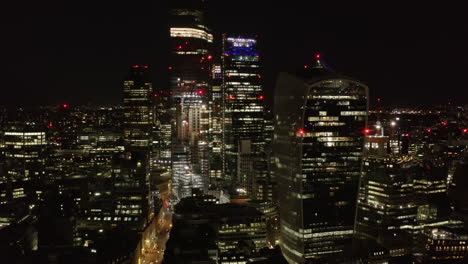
[169,0,213,187]
[208,64,224,185]
[0,124,47,207]
[120,65,153,229]
[274,56,368,263]
[123,65,153,150]
[222,35,266,196]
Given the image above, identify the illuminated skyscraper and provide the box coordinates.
[274,56,368,263]
[123,65,153,150]
[152,83,172,177]
[0,125,47,207]
[169,0,212,185]
[222,35,266,195]
[120,65,154,229]
[355,157,419,255]
[209,64,224,184]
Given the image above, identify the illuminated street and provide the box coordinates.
[133,179,175,264]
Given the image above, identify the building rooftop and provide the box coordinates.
[425,228,468,240]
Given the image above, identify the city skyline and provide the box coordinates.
[2,1,468,107]
[1,1,468,264]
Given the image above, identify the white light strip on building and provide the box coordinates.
[227,37,256,43]
[170,28,213,43]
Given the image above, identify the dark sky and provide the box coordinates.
[2,1,468,107]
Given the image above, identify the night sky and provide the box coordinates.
[2,1,468,107]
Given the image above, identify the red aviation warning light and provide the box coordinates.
[463,128,468,133]
[197,89,204,95]
[316,53,321,59]
[258,95,264,100]
[168,66,173,70]
[228,95,235,100]
[426,129,432,133]
[48,123,53,128]
[304,65,309,69]
[364,128,371,135]
[62,104,69,109]
[442,122,448,126]
[298,129,305,135]
[207,55,213,60]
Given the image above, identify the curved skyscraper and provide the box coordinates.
[274,57,368,263]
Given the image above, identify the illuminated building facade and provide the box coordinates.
[152,83,173,180]
[355,158,419,253]
[209,64,224,184]
[274,58,368,263]
[216,204,267,263]
[0,125,45,254]
[222,35,266,195]
[256,109,276,202]
[123,65,153,150]
[120,65,154,230]
[356,128,459,258]
[363,135,389,158]
[414,160,450,222]
[169,0,212,184]
[0,126,47,207]
[164,197,267,264]
[422,228,468,263]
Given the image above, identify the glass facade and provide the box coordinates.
[0,128,47,206]
[274,66,368,263]
[209,65,224,184]
[121,65,154,230]
[355,158,419,248]
[222,35,266,195]
[170,3,212,187]
[123,65,153,150]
